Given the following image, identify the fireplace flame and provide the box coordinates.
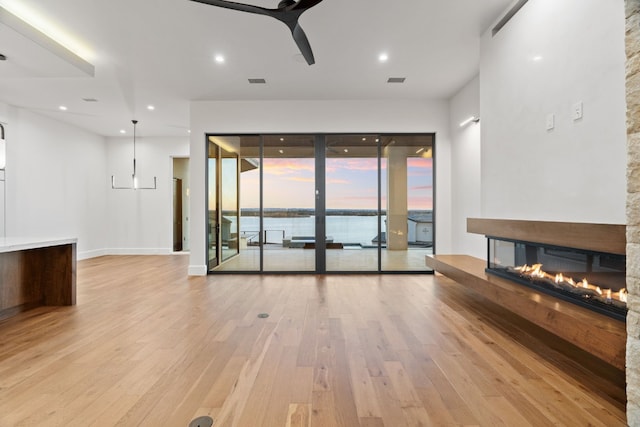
[620,288,628,303]
[511,264,626,305]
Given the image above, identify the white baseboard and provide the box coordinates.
[77,248,192,264]
[107,248,173,256]
[188,264,208,276]
[77,248,109,260]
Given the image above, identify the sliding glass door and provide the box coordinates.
[262,135,316,272]
[325,135,380,271]
[206,133,434,273]
[207,138,240,271]
[380,135,434,271]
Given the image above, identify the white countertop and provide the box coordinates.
[0,237,77,253]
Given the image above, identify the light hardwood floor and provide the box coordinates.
[214,247,434,272]
[0,255,626,426]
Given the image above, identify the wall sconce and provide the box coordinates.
[111,120,157,190]
[0,123,5,170]
[459,116,480,127]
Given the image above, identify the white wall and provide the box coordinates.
[1,105,109,259]
[480,0,626,223]
[106,136,189,254]
[449,76,485,258]
[0,103,190,259]
[188,100,453,275]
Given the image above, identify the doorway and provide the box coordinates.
[173,157,190,252]
[173,178,183,251]
[206,134,434,273]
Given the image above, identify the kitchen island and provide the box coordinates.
[0,237,76,322]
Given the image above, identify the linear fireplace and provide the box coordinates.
[486,237,627,321]
[425,218,627,370]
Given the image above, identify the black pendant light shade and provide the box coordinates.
[111,120,157,190]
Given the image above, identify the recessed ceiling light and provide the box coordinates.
[532,55,543,61]
[343,149,349,153]
[362,137,366,141]
[188,130,191,134]
[215,55,225,63]
[120,129,126,134]
[278,149,284,154]
[379,53,389,62]
[279,137,284,141]
[147,105,155,111]
[59,105,67,111]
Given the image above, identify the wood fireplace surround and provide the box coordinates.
[426,218,626,371]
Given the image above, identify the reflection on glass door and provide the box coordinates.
[262,135,315,271]
[381,135,434,271]
[325,135,380,271]
[207,138,240,272]
[207,142,219,270]
[221,147,239,262]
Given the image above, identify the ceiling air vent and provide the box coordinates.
[82,98,98,102]
[248,78,266,84]
[387,77,406,83]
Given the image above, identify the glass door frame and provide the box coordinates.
[206,139,240,271]
[206,142,219,270]
[314,135,326,272]
[205,133,435,274]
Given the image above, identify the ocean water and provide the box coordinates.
[237,215,384,246]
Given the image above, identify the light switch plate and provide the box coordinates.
[546,113,555,130]
[573,101,583,120]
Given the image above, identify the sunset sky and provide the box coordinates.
[238,157,433,210]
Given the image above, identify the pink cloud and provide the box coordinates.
[327,178,350,184]
[326,158,378,172]
[288,177,315,183]
[408,158,433,168]
[263,159,315,176]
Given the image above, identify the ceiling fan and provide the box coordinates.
[189,0,325,65]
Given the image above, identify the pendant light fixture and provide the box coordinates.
[111,119,157,190]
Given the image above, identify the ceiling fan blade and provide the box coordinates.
[292,23,315,65]
[189,0,274,17]
[292,0,325,11]
[190,0,322,66]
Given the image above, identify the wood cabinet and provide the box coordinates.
[0,238,76,322]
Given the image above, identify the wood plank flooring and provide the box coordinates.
[0,255,626,426]
[214,247,434,272]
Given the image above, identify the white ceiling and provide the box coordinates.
[0,0,514,137]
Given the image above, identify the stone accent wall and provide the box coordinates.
[629,1,640,424]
